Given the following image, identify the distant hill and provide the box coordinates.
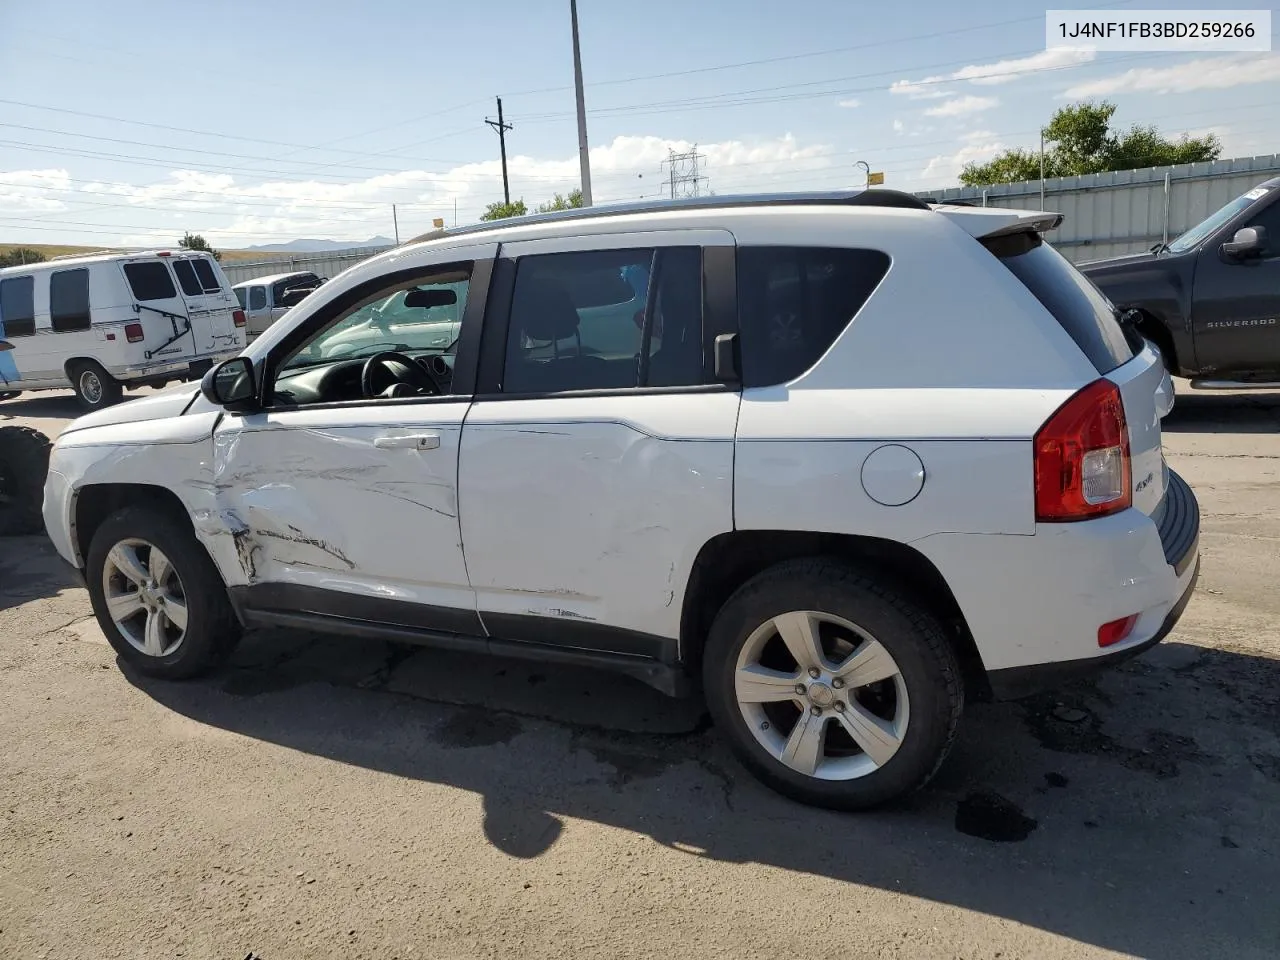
[244,236,395,253]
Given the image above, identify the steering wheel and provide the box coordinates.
[360,351,441,398]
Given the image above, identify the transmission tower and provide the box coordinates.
[661,146,706,199]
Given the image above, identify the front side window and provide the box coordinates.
[737,246,891,387]
[501,246,704,394]
[50,268,91,333]
[173,259,204,297]
[0,275,35,337]
[123,261,177,302]
[248,286,267,311]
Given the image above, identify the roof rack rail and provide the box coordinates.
[431,189,931,241]
[47,249,120,261]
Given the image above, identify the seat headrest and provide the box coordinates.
[515,278,580,342]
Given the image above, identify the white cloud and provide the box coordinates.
[1063,53,1280,97]
[921,140,1008,182]
[892,119,904,134]
[889,78,953,99]
[961,129,997,141]
[924,95,998,118]
[892,47,1094,98]
[837,98,861,108]
[956,47,1095,85]
[0,168,71,213]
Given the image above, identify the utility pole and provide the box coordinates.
[570,0,593,206]
[1039,129,1046,209]
[392,204,400,244]
[485,97,513,205]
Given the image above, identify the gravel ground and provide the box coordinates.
[1,385,1278,960]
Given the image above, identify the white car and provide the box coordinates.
[43,191,1200,809]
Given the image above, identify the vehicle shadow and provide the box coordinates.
[0,534,82,612]
[126,627,1280,959]
[1163,389,1280,433]
[0,393,84,421]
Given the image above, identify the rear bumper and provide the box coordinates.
[913,468,1201,700]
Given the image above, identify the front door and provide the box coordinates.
[1190,195,1280,375]
[210,250,493,632]
[459,230,740,659]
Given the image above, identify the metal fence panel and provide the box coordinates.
[219,245,394,285]
[916,154,1280,262]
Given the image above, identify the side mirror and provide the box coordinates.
[200,357,258,410]
[1222,225,1267,260]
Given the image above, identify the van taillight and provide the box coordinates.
[125,322,145,343]
[1033,379,1131,522]
[232,309,246,328]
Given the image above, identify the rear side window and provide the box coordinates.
[234,287,248,309]
[173,259,203,296]
[191,258,221,293]
[123,261,177,302]
[986,232,1135,374]
[737,246,891,387]
[273,273,319,302]
[0,275,35,336]
[50,269,91,333]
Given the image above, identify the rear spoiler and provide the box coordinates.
[932,205,1064,240]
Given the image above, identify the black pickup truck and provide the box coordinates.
[1079,177,1280,386]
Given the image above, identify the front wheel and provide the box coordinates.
[86,506,241,679]
[703,559,964,810]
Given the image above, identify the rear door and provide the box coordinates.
[120,257,196,363]
[170,254,239,354]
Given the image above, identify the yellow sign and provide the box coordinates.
[867,172,885,186]
[432,217,445,229]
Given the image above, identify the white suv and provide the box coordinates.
[43,192,1200,809]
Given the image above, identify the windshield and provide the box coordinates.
[282,278,469,370]
[1167,186,1271,254]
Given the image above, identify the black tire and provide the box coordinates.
[702,558,964,810]
[0,390,21,402]
[68,360,122,411]
[0,426,52,536]
[86,505,241,679]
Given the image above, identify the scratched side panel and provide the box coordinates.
[458,392,739,642]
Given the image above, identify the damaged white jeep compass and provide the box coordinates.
[43,192,1200,809]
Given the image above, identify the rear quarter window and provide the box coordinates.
[737,246,891,387]
[0,275,36,336]
[985,232,1135,374]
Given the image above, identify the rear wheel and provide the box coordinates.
[0,426,52,536]
[703,559,964,810]
[86,506,241,679]
[69,361,122,411]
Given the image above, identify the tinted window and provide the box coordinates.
[987,232,1135,374]
[1168,185,1271,254]
[502,247,704,394]
[50,269,91,333]
[273,273,319,302]
[123,261,177,302]
[737,246,891,387]
[1246,195,1280,248]
[248,286,267,310]
[0,276,35,337]
[173,259,203,296]
[234,287,248,309]
[192,258,220,293]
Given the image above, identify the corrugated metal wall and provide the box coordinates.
[220,245,393,285]
[916,153,1280,263]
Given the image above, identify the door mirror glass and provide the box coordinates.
[201,357,257,408]
[1222,225,1267,260]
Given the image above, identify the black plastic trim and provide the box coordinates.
[480,610,675,662]
[1153,469,1200,577]
[987,556,1200,701]
[232,581,483,636]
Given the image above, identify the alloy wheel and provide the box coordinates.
[101,538,189,658]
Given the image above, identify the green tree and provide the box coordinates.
[179,231,221,261]
[479,200,528,221]
[536,188,585,213]
[0,247,46,268]
[960,101,1221,186]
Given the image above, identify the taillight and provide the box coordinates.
[1033,379,1131,522]
[1098,614,1139,648]
[124,322,144,343]
[232,309,246,328]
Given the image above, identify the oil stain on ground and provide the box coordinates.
[436,706,522,749]
[955,790,1038,842]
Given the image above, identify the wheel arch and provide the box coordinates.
[1130,309,1181,376]
[680,529,991,701]
[73,483,195,569]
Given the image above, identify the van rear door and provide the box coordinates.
[120,257,197,363]
[170,254,241,355]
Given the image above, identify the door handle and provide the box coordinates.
[374,434,441,451]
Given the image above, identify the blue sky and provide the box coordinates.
[1,0,1277,248]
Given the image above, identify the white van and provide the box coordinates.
[0,250,246,410]
[231,271,323,341]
